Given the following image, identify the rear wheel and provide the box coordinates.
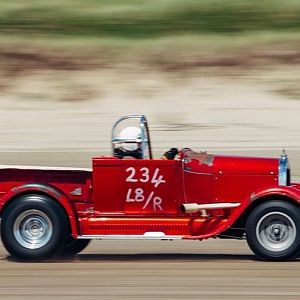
[61,237,90,256]
[246,201,300,261]
[1,194,68,261]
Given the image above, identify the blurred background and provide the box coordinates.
[1,0,300,169]
[1,3,300,299]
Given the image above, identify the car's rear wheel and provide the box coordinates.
[246,201,300,261]
[61,237,91,257]
[1,194,68,261]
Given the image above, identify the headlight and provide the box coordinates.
[278,150,290,186]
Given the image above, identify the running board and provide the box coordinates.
[77,232,183,240]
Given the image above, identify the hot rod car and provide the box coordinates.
[0,115,299,261]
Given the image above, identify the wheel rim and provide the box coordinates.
[256,211,296,252]
[13,209,53,249]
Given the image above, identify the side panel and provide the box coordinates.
[213,175,278,203]
[92,158,184,216]
[183,171,212,204]
[181,153,213,204]
[0,168,91,205]
[92,162,126,214]
[0,168,92,237]
[0,184,80,237]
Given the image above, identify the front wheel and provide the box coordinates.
[246,201,300,261]
[1,194,68,261]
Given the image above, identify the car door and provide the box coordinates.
[92,157,183,216]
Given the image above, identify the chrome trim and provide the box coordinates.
[70,187,82,196]
[13,209,53,249]
[77,234,183,240]
[181,148,214,166]
[112,138,147,144]
[183,170,212,176]
[278,150,289,186]
[256,211,296,252]
[182,202,240,214]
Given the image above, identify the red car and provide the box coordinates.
[0,115,299,261]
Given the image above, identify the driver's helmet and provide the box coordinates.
[119,126,142,151]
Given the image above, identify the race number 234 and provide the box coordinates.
[125,167,166,211]
[125,167,166,188]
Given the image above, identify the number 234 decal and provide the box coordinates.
[125,167,166,211]
[126,167,166,188]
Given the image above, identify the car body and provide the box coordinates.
[0,115,300,261]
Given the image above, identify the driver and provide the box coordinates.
[114,126,179,160]
[114,127,143,159]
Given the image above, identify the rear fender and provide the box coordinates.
[0,183,79,237]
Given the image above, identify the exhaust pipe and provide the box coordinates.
[181,202,240,214]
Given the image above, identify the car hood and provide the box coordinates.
[212,155,279,176]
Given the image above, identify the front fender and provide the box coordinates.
[222,185,300,233]
[0,183,79,237]
[250,185,300,203]
[185,185,300,240]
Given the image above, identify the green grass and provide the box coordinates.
[1,0,300,70]
[1,0,300,39]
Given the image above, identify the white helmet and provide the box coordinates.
[119,127,141,151]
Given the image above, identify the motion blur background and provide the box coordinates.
[1,2,300,299]
[0,0,300,166]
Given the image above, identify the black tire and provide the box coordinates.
[246,201,300,261]
[1,194,69,261]
[61,237,91,257]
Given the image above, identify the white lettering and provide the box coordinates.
[140,167,150,183]
[142,191,154,210]
[125,167,166,187]
[135,188,145,202]
[151,168,166,188]
[126,167,138,182]
[153,196,163,211]
[126,188,135,202]
[125,167,166,211]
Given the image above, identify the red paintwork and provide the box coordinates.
[0,148,299,240]
[0,168,91,236]
[92,158,183,215]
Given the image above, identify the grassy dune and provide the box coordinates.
[1,0,300,40]
[0,0,300,81]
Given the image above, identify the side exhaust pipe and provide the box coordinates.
[181,202,240,214]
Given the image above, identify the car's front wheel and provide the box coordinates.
[1,194,68,261]
[246,201,300,261]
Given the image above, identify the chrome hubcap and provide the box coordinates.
[256,212,296,252]
[13,210,53,249]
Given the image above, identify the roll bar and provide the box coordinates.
[111,115,153,159]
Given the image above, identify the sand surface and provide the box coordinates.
[1,65,300,155]
[0,66,300,299]
[0,240,299,300]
